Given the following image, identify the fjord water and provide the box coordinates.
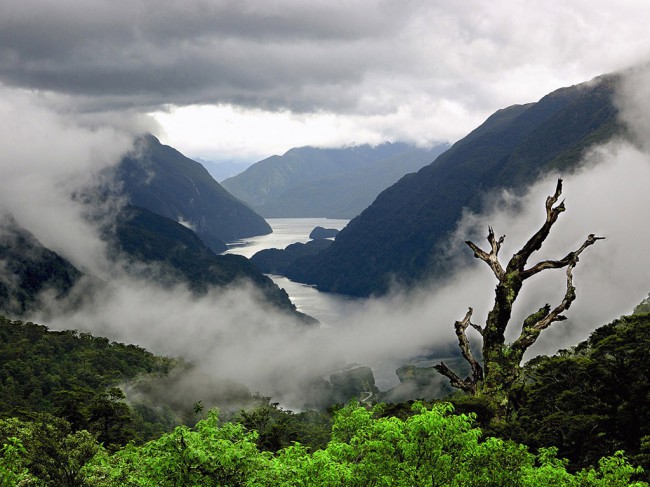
[226,218,356,324]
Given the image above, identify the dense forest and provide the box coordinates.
[1,308,648,485]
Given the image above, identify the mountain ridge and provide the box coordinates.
[221,142,449,218]
[116,135,271,253]
[283,74,623,296]
[0,217,83,317]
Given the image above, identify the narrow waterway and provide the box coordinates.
[226,218,356,324]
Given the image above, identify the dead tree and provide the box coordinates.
[435,179,603,412]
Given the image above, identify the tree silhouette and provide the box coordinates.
[435,179,604,417]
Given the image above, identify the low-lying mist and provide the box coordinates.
[2,67,649,412]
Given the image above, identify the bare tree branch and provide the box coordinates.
[434,180,604,411]
[511,234,604,358]
[480,179,570,344]
[469,322,484,336]
[508,179,566,271]
[521,234,605,280]
[453,308,484,384]
[466,227,506,280]
[433,362,476,394]
[434,308,484,394]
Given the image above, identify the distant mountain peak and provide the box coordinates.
[221,141,450,219]
[116,134,271,253]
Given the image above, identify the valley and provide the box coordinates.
[1,31,650,481]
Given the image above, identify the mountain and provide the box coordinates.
[0,134,310,319]
[116,135,271,253]
[194,157,254,182]
[221,142,449,218]
[284,74,623,296]
[111,206,303,316]
[0,208,305,320]
[250,239,333,276]
[0,217,84,317]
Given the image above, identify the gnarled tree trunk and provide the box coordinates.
[435,179,603,418]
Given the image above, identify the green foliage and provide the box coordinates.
[233,395,332,453]
[78,402,646,486]
[0,414,99,486]
[0,316,180,446]
[86,410,267,486]
[633,294,650,315]
[0,436,33,485]
[509,314,650,477]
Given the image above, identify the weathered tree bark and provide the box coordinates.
[435,179,603,416]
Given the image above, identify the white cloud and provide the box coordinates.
[0,85,134,272]
[150,103,462,161]
[2,1,650,160]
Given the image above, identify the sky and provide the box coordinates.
[2,0,650,163]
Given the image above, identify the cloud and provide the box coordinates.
[1,54,648,413]
[2,0,649,118]
[150,104,460,162]
[39,260,488,406]
[615,63,650,149]
[3,1,650,161]
[0,85,135,273]
[42,132,650,409]
[0,0,413,111]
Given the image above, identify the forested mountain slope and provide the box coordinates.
[0,218,84,317]
[111,206,302,315]
[0,316,180,446]
[1,307,648,483]
[0,208,301,320]
[285,74,622,296]
[508,311,650,476]
[116,135,271,253]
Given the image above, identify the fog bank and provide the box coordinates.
[1,67,649,409]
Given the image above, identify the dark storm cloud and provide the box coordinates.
[5,0,648,117]
[0,0,426,112]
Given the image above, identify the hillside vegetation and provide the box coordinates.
[0,219,84,317]
[0,208,303,320]
[111,205,302,315]
[1,312,649,484]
